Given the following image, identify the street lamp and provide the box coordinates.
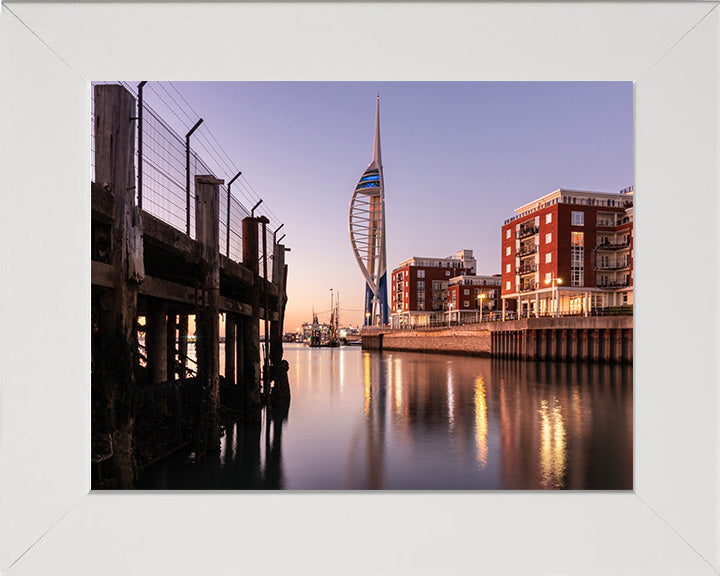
[365,311,371,327]
[545,276,563,317]
[477,293,487,322]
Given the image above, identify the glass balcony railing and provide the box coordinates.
[596,241,630,251]
[517,263,537,275]
[596,261,631,271]
[596,281,630,289]
[517,244,538,257]
[517,225,539,239]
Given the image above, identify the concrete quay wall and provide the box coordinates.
[362,316,633,363]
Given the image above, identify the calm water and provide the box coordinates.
[138,343,632,490]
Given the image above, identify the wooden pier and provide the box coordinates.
[91,85,289,488]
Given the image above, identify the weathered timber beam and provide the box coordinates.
[219,254,253,287]
[260,277,279,299]
[219,296,252,317]
[140,211,202,265]
[91,181,114,224]
[92,260,114,289]
[258,307,279,322]
[141,275,197,305]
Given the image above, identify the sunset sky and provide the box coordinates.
[131,81,633,332]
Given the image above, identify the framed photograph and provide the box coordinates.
[1,2,718,574]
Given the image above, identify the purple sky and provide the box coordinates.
[137,81,633,331]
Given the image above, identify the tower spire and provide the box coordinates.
[372,93,382,166]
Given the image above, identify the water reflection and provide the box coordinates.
[138,345,632,490]
[474,376,488,469]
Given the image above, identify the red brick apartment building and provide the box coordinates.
[390,250,478,327]
[501,187,633,318]
[447,275,501,316]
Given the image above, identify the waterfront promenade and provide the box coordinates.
[362,316,632,363]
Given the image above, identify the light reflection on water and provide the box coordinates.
[138,344,632,490]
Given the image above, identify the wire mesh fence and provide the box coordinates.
[91,81,281,279]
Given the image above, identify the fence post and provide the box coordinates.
[185,119,203,236]
[227,171,242,258]
[137,81,147,210]
[194,174,222,457]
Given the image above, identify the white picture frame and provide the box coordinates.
[1,2,718,574]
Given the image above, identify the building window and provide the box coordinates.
[506,281,511,290]
[545,272,551,284]
[545,213,552,224]
[506,263,511,273]
[417,281,425,293]
[571,211,584,226]
[545,253,552,263]
[571,234,584,286]
[505,246,511,256]
[545,233,552,244]
[418,269,425,279]
[445,270,451,276]
[506,229,511,239]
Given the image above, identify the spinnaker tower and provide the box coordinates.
[349,95,389,327]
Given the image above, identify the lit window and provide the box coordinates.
[506,263,511,273]
[545,213,552,224]
[571,231,584,247]
[506,246,511,256]
[545,253,552,263]
[545,233,552,244]
[464,301,470,307]
[506,281,511,290]
[571,211,584,226]
[545,272,552,284]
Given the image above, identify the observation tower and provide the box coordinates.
[349,95,389,327]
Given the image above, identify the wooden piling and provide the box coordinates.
[242,216,262,419]
[194,175,223,456]
[236,314,244,387]
[167,312,177,379]
[270,242,287,370]
[225,314,236,386]
[614,329,624,364]
[92,84,143,489]
[592,329,601,361]
[147,299,168,384]
[178,315,189,377]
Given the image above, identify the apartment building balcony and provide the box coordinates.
[517,243,538,257]
[517,263,537,275]
[517,225,539,239]
[518,281,537,293]
[596,281,631,289]
[596,261,631,271]
[595,241,630,251]
[596,219,617,227]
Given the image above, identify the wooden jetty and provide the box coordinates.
[91,85,289,488]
